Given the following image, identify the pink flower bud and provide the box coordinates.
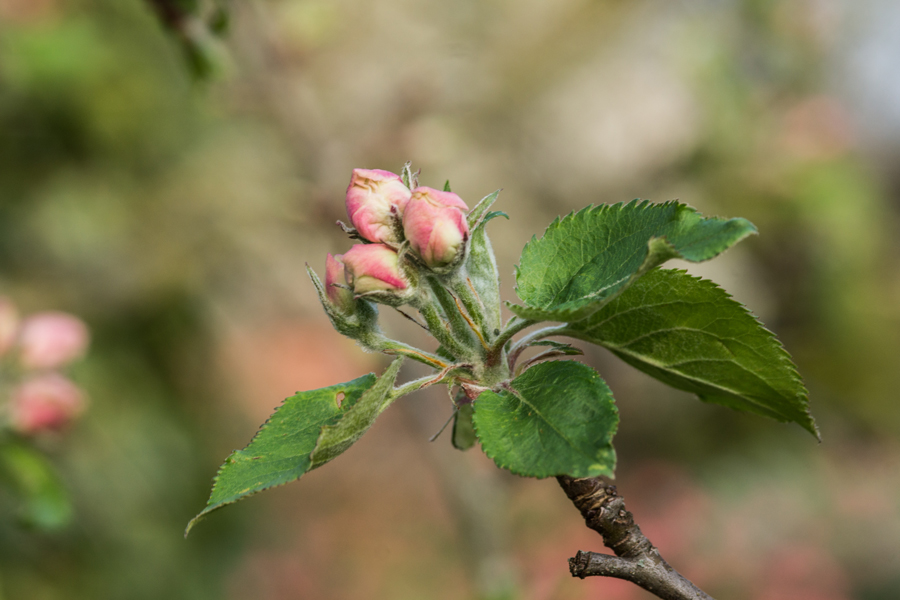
[403,187,469,268]
[9,373,86,435]
[325,253,355,312]
[0,297,19,357]
[345,169,412,243]
[341,244,408,294]
[18,312,89,370]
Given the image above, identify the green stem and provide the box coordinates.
[416,297,473,360]
[487,316,537,365]
[390,363,473,399]
[365,334,448,369]
[507,324,569,370]
[450,271,489,340]
[427,277,476,349]
[391,374,440,399]
[508,324,569,355]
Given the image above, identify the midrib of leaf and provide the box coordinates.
[519,202,664,303]
[609,345,790,417]
[544,214,650,307]
[587,318,799,415]
[505,385,599,464]
[581,297,716,329]
[585,301,792,373]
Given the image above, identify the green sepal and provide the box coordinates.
[307,264,380,339]
[478,211,509,228]
[186,360,404,535]
[466,190,501,230]
[464,195,504,334]
[401,161,415,189]
[510,200,757,323]
[563,268,818,438]
[473,361,618,478]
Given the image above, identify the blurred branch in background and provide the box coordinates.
[145,0,231,79]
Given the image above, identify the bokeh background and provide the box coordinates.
[2,0,900,598]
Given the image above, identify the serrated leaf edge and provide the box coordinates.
[511,200,758,322]
[185,373,377,536]
[568,269,819,439]
[308,358,404,470]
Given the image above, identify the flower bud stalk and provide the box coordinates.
[411,293,475,362]
[448,270,491,341]
[426,277,479,351]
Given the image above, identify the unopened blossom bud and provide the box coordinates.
[0,297,18,357]
[345,169,412,243]
[18,312,90,370]
[341,244,409,295]
[325,253,355,313]
[9,373,86,435]
[403,187,469,269]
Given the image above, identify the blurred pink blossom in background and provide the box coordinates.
[9,373,86,435]
[18,311,90,370]
[1,299,90,435]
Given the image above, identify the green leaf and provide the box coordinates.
[452,403,477,451]
[473,361,618,478]
[443,179,452,192]
[187,360,403,534]
[563,268,818,438]
[0,441,72,530]
[510,200,757,322]
[309,358,404,468]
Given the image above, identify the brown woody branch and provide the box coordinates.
[557,475,715,600]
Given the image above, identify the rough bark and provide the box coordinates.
[557,475,715,600]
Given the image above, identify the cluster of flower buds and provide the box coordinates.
[0,298,89,436]
[319,168,471,312]
[348,167,468,265]
[307,165,495,365]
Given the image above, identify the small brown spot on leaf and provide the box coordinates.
[336,391,346,407]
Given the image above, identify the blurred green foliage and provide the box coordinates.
[0,1,244,598]
[1,0,899,598]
